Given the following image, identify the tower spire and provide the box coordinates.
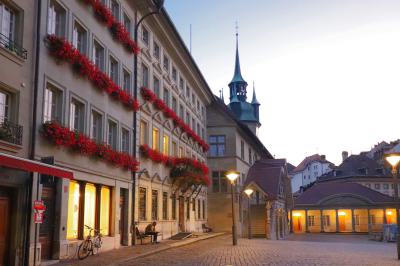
[251,81,260,105]
[230,22,246,85]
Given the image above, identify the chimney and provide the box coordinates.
[342,151,349,162]
[321,155,326,161]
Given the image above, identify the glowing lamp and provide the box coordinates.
[244,188,254,197]
[293,212,301,217]
[386,155,400,168]
[226,172,239,183]
[338,211,346,216]
[387,211,393,215]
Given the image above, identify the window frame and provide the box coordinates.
[121,126,130,154]
[109,54,120,86]
[209,135,226,157]
[107,118,118,150]
[90,107,104,143]
[43,80,64,123]
[72,18,88,55]
[151,189,158,220]
[92,38,105,71]
[69,96,86,134]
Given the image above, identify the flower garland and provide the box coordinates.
[79,0,140,55]
[140,87,210,152]
[139,144,210,186]
[46,35,139,112]
[43,122,139,171]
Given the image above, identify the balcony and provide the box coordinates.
[0,33,27,60]
[0,120,23,146]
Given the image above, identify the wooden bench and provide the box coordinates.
[136,227,152,245]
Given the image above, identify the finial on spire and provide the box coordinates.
[235,21,239,37]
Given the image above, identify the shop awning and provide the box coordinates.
[0,152,73,179]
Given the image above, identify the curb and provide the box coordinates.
[112,233,226,265]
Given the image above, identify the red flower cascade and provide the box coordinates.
[46,35,139,112]
[43,122,139,171]
[140,87,210,152]
[79,0,140,55]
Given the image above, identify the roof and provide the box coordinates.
[286,163,296,173]
[294,182,395,206]
[228,101,259,122]
[212,96,272,158]
[291,154,331,173]
[244,159,286,199]
[318,154,389,181]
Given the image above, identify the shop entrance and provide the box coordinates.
[0,188,11,266]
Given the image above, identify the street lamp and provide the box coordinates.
[384,149,400,260]
[226,171,239,245]
[244,188,254,239]
[132,0,164,245]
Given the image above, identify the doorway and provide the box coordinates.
[178,196,185,232]
[0,192,10,266]
[119,188,127,245]
[39,182,56,260]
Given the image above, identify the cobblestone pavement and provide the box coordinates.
[119,234,398,266]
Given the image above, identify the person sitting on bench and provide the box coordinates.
[145,221,159,244]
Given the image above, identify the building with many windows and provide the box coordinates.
[207,32,273,236]
[0,0,213,265]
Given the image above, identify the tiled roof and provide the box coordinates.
[291,154,330,173]
[294,182,395,206]
[244,159,285,199]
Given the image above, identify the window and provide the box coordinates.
[121,128,129,153]
[47,0,66,37]
[172,141,177,157]
[374,184,381,189]
[354,214,360,226]
[163,89,169,107]
[151,190,158,220]
[197,123,200,136]
[123,69,131,92]
[192,199,195,212]
[162,135,169,155]
[179,104,184,119]
[201,128,205,140]
[212,171,228,193]
[197,199,201,219]
[202,201,208,222]
[67,181,80,239]
[172,67,177,81]
[197,100,200,111]
[139,187,146,220]
[111,0,120,21]
[142,26,149,46]
[108,119,117,149]
[323,215,330,227]
[186,198,190,220]
[153,76,160,97]
[179,78,184,91]
[73,21,87,54]
[153,41,160,59]
[100,186,111,236]
[201,106,205,119]
[162,192,168,220]
[92,40,105,71]
[91,110,103,143]
[84,183,96,237]
[192,118,195,130]
[123,13,131,36]
[209,135,225,157]
[256,191,260,204]
[69,98,85,133]
[44,83,62,123]
[171,194,176,220]
[140,120,148,145]
[163,55,169,72]
[383,184,389,190]
[0,90,10,123]
[152,127,159,150]
[186,112,190,125]
[0,2,21,52]
[179,146,183,158]
[172,97,177,113]
[307,215,315,226]
[249,148,252,164]
[109,56,119,85]
[142,64,149,88]
[370,214,376,225]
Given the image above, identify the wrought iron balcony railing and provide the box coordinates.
[0,120,23,145]
[0,33,27,59]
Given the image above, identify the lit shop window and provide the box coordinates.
[67,181,80,239]
[84,183,96,237]
[100,186,111,235]
[163,135,169,155]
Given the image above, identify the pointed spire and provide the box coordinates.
[230,22,246,85]
[251,81,260,105]
[221,88,225,102]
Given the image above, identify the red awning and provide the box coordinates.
[0,152,73,179]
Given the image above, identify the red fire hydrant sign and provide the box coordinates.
[33,200,46,224]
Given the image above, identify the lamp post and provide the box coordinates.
[132,0,164,245]
[226,172,239,245]
[244,188,254,239]
[384,151,400,260]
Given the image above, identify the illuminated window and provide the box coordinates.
[139,187,147,220]
[152,190,158,220]
[100,186,111,235]
[67,181,80,239]
[140,120,148,145]
[179,146,183,158]
[84,183,96,237]
[163,135,169,155]
[172,141,177,157]
[152,127,159,151]
[162,192,168,220]
[171,194,176,220]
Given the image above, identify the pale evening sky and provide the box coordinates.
[165,0,400,166]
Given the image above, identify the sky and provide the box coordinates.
[164,0,400,166]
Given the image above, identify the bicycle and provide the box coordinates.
[77,225,103,260]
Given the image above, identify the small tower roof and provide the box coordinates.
[251,81,260,105]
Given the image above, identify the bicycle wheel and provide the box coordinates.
[78,240,92,260]
[92,236,102,255]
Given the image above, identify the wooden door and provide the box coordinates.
[294,217,302,232]
[0,196,10,266]
[39,186,56,260]
[119,189,126,245]
[339,215,346,231]
[178,197,185,232]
